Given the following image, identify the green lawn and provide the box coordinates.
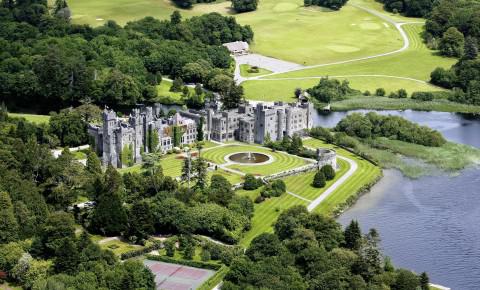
[69,0,401,65]
[207,168,244,185]
[248,24,456,98]
[155,79,196,104]
[240,64,273,77]
[238,138,382,246]
[302,138,382,215]
[201,144,310,176]
[9,113,50,124]
[283,158,349,200]
[119,153,184,177]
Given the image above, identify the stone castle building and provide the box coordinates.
[89,100,314,168]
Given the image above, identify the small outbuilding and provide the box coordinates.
[223,41,249,55]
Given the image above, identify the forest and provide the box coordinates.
[0,0,252,112]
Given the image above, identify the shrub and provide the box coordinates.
[375,88,386,96]
[320,164,336,180]
[201,249,211,262]
[145,255,222,270]
[164,239,176,257]
[312,171,326,188]
[411,92,434,101]
[243,174,262,190]
[363,90,371,96]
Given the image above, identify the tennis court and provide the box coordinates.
[144,260,216,290]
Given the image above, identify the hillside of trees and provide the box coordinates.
[0,1,252,112]
[222,206,431,290]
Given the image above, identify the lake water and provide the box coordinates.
[312,110,480,290]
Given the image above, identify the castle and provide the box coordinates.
[89,100,314,168]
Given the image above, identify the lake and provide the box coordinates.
[313,110,480,290]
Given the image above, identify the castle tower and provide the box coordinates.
[277,109,285,140]
[102,108,118,167]
[285,107,293,137]
[129,108,143,163]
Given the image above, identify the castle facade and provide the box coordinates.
[89,101,314,168]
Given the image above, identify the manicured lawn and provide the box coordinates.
[207,168,244,185]
[201,144,311,176]
[69,0,402,65]
[240,64,272,77]
[119,153,184,177]
[256,24,455,92]
[240,192,309,246]
[302,138,382,215]
[238,138,382,246]
[283,158,349,200]
[243,77,443,102]
[9,113,50,124]
[155,79,196,104]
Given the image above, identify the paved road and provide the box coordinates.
[307,155,358,212]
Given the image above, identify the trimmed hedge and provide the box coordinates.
[120,241,163,260]
[198,265,229,290]
[145,255,222,270]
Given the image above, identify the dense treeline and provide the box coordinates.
[378,0,434,17]
[0,108,156,288]
[304,0,349,10]
[0,0,252,112]
[335,112,446,147]
[223,206,430,290]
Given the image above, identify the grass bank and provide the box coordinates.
[362,138,480,177]
[330,96,480,113]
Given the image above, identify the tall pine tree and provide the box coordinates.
[344,220,362,251]
[0,191,19,243]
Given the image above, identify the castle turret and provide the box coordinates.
[129,108,143,163]
[102,108,119,167]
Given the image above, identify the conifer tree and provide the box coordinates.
[312,171,326,188]
[0,191,19,243]
[344,220,362,251]
[320,164,336,180]
[54,238,79,274]
[197,117,204,142]
[194,157,208,190]
[420,272,429,290]
[86,150,102,175]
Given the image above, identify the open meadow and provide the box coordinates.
[244,24,456,100]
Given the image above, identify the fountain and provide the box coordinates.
[228,152,270,164]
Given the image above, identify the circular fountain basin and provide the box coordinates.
[226,152,273,165]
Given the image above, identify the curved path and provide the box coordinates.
[253,74,432,84]
[236,4,424,84]
[307,155,358,212]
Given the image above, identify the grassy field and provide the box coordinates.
[68,0,401,65]
[119,153,185,177]
[250,24,455,94]
[283,158,349,200]
[237,138,382,246]
[9,113,50,124]
[243,77,443,102]
[330,96,480,113]
[302,138,382,215]
[201,144,310,176]
[239,64,272,77]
